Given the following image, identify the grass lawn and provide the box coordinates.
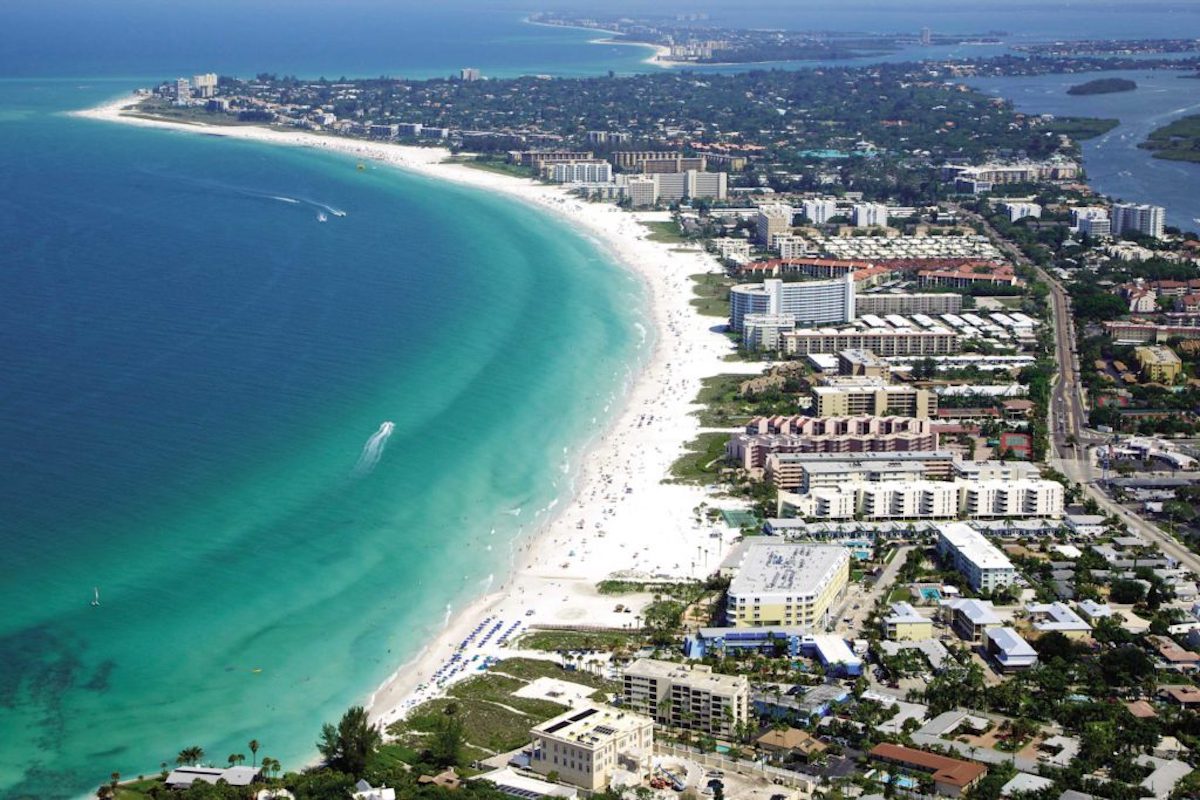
[493,658,621,695]
[399,697,544,755]
[693,373,802,428]
[385,658,619,760]
[888,586,914,603]
[668,431,731,484]
[114,778,165,799]
[515,629,637,653]
[690,272,736,318]
[641,220,687,244]
[458,159,534,179]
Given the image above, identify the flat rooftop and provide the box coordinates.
[728,541,848,597]
[532,704,650,745]
[887,602,928,624]
[771,449,956,465]
[624,658,747,693]
[937,522,1014,571]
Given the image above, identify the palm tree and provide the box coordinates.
[228,753,245,766]
[109,772,120,792]
[176,746,204,766]
[248,739,260,767]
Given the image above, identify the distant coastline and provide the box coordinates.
[522,17,671,68]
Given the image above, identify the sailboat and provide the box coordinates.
[317,212,328,223]
[91,587,100,607]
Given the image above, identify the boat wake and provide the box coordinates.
[353,421,395,476]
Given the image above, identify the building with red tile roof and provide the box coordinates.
[868,743,987,796]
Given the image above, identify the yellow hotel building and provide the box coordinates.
[724,541,850,628]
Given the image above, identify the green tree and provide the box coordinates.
[429,708,466,767]
[316,706,380,778]
[176,746,204,766]
[248,739,260,767]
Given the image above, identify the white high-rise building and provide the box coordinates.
[685,169,727,201]
[851,203,888,228]
[550,161,613,183]
[729,275,856,333]
[1112,203,1165,239]
[1002,202,1041,223]
[802,198,839,225]
[173,77,191,104]
[192,73,218,98]
[756,203,794,245]
[624,177,658,207]
[460,67,482,81]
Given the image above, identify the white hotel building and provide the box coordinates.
[1112,202,1166,239]
[729,276,856,335]
[549,161,613,183]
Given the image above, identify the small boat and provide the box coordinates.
[356,162,366,171]
[91,587,100,607]
[317,212,328,223]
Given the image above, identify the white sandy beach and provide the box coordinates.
[523,18,672,68]
[75,94,742,728]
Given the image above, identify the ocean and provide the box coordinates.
[1,3,1198,798]
[0,76,645,798]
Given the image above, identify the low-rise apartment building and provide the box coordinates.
[883,602,934,641]
[781,327,959,357]
[622,659,749,738]
[1134,345,1182,383]
[855,292,963,317]
[765,449,957,492]
[728,416,939,470]
[942,598,1002,643]
[935,522,1017,592]
[810,377,938,418]
[868,743,988,797]
[777,477,1063,521]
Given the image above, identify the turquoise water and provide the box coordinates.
[0,78,646,799]
[4,4,1200,798]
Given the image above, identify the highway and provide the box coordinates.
[959,206,1200,575]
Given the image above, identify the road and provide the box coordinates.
[832,544,915,635]
[961,206,1200,575]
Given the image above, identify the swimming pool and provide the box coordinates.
[920,587,942,601]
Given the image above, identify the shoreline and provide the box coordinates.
[523,18,671,68]
[73,94,742,734]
